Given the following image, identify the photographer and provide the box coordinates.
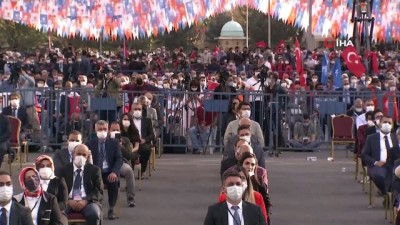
[288,114,320,150]
[213,70,236,100]
[95,66,121,123]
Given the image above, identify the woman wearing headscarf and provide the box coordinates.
[35,155,68,225]
[14,167,64,225]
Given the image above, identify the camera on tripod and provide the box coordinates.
[258,64,270,85]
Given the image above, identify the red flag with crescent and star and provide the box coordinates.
[294,38,305,86]
[341,46,366,77]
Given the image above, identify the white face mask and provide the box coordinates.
[226,185,243,201]
[191,88,197,91]
[312,78,318,82]
[240,135,251,143]
[367,120,375,127]
[80,81,87,86]
[248,171,255,176]
[96,131,108,139]
[0,186,13,202]
[37,83,45,87]
[355,107,363,113]
[163,84,170,89]
[200,81,206,87]
[381,123,392,134]
[241,110,251,118]
[68,141,81,154]
[343,85,350,90]
[122,120,131,127]
[390,86,396,91]
[10,99,19,108]
[39,167,54,180]
[351,79,357,84]
[73,155,87,168]
[366,106,375,112]
[133,111,142,119]
[110,131,120,139]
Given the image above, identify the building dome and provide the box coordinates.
[220,20,244,37]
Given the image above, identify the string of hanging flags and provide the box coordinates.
[0,0,398,42]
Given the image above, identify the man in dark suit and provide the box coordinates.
[86,120,123,220]
[2,92,29,131]
[204,170,266,225]
[0,113,11,168]
[0,170,34,225]
[58,144,103,225]
[53,130,83,176]
[224,125,266,169]
[387,128,400,173]
[362,115,398,195]
[131,102,155,177]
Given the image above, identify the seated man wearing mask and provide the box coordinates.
[362,115,398,196]
[224,124,266,169]
[58,144,103,225]
[53,130,83,177]
[356,99,375,129]
[2,92,29,132]
[224,102,264,148]
[288,114,320,150]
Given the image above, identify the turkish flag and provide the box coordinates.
[341,46,366,77]
[294,38,305,86]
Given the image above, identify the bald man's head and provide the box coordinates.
[239,118,251,127]
[73,144,90,160]
[235,143,253,160]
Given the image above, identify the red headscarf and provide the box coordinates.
[19,167,43,198]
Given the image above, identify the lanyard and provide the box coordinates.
[227,207,242,225]
[24,195,41,212]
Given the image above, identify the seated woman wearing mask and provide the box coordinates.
[119,113,140,151]
[15,167,64,225]
[239,152,271,224]
[35,155,68,224]
[218,166,268,224]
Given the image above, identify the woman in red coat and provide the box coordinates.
[217,166,268,224]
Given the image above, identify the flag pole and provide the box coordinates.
[267,0,271,48]
[246,1,249,47]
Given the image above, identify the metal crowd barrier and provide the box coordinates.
[1,88,397,154]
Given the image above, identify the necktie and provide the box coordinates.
[0,207,7,225]
[384,135,391,150]
[72,169,82,197]
[12,108,16,117]
[231,206,241,225]
[98,142,105,169]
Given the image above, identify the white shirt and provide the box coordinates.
[379,132,393,163]
[25,196,41,225]
[40,179,50,192]
[356,113,367,130]
[0,201,12,225]
[226,201,244,225]
[246,77,262,102]
[133,118,142,138]
[69,164,86,199]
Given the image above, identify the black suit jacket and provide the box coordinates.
[53,148,71,177]
[226,136,266,169]
[46,177,69,211]
[9,201,34,225]
[58,163,103,203]
[0,113,11,144]
[362,132,399,167]
[16,192,63,225]
[137,117,155,144]
[86,137,123,175]
[2,106,29,129]
[203,201,266,225]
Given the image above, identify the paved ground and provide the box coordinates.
[4,148,388,225]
